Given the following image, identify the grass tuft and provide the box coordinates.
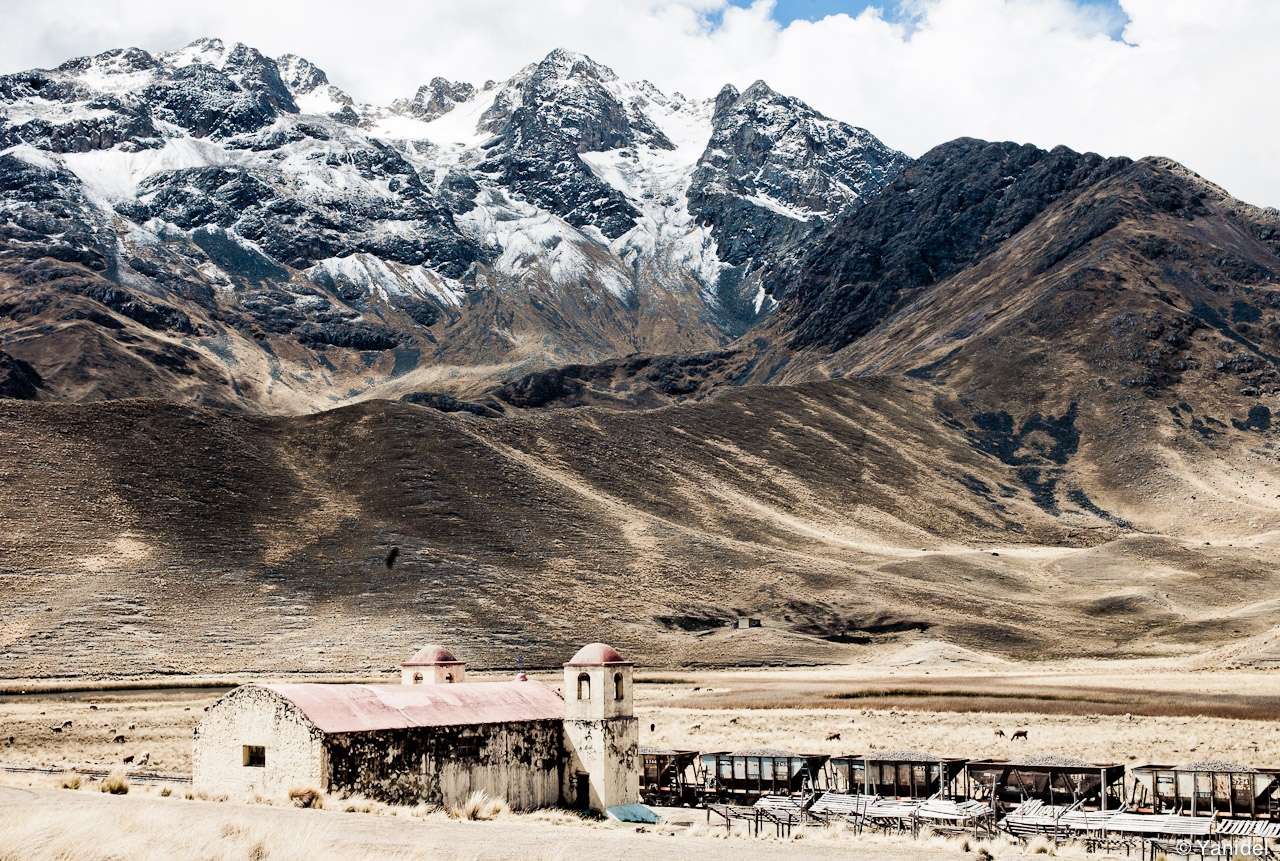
[99,771,129,795]
[453,790,509,821]
[287,786,323,809]
[1027,835,1057,855]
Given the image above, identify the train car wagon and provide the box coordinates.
[831,751,969,799]
[698,748,830,805]
[639,745,703,806]
[1131,761,1280,819]
[966,756,1126,813]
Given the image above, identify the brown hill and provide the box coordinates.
[742,140,1280,539]
[4,378,1280,680]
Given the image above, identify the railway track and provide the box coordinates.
[2,764,192,785]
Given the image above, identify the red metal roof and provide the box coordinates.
[260,681,564,734]
[401,644,464,666]
[565,642,631,666]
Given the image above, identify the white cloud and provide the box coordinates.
[1,0,1276,206]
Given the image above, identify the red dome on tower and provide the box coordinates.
[565,642,631,666]
[402,645,464,666]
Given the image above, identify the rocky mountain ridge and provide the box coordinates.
[0,40,905,410]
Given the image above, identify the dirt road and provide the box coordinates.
[0,784,966,860]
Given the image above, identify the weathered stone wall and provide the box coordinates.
[562,716,640,811]
[325,720,563,810]
[193,686,324,799]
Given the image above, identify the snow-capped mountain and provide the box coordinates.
[0,40,907,410]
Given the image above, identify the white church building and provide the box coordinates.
[193,642,639,812]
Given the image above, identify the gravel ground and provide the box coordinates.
[859,750,944,762]
[1176,759,1258,772]
[1008,755,1095,767]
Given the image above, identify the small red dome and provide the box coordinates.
[565,642,631,666]
[402,645,463,666]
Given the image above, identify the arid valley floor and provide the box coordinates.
[4,650,1280,859]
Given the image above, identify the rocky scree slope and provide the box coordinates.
[0,41,906,410]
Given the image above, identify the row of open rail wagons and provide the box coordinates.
[641,746,1280,848]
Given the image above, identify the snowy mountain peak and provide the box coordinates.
[538,48,618,83]
[54,47,159,80]
[277,53,330,95]
[161,37,237,70]
[688,74,912,284]
[0,42,910,409]
[713,84,740,114]
[392,77,476,121]
[737,79,779,103]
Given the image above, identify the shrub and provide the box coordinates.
[455,790,509,820]
[288,786,324,809]
[59,775,81,790]
[158,786,171,798]
[100,771,129,795]
[1028,835,1057,855]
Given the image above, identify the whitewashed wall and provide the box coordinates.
[193,686,324,799]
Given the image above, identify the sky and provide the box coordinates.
[0,0,1276,207]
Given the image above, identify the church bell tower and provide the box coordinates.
[561,642,639,811]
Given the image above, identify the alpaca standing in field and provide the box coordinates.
[1011,729,1028,741]
[993,729,1006,738]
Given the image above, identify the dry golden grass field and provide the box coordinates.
[4,655,1279,796]
[3,657,1279,858]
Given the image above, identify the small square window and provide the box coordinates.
[243,745,266,768]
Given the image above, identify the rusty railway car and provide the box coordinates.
[965,757,1126,813]
[1131,763,1280,819]
[832,752,969,799]
[698,749,830,805]
[639,746,703,806]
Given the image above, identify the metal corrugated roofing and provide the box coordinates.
[260,681,564,734]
